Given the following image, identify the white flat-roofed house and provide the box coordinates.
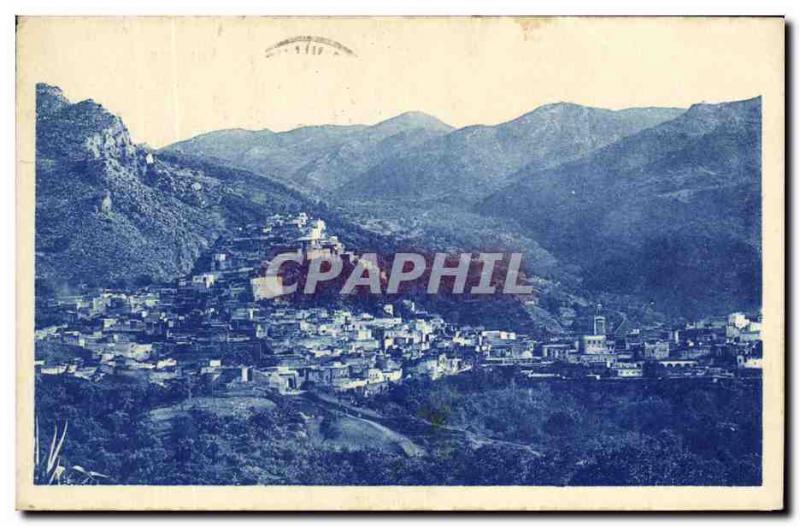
[741,356,763,369]
[580,334,608,355]
[366,368,385,384]
[642,341,670,360]
[541,342,575,361]
[481,330,516,342]
[254,367,303,394]
[332,377,368,392]
[93,341,153,361]
[578,352,617,368]
[352,328,373,341]
[251,275,285,300]
[613,361,644,378]
[728,312,749,330]
[156,358,177,370]
[39,364,69,376]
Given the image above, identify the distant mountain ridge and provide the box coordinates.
[333,103,685,202]
[162,111,454,192]
[163,103,683,201]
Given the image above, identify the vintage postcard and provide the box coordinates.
[16,16,784,510]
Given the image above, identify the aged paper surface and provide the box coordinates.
[16,16,784,510]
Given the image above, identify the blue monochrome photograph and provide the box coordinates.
[16,16,785,511]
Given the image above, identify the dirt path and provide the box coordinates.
[305,391,542,458]
[347,414,426,457]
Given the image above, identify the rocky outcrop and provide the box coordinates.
[35,84,307,288]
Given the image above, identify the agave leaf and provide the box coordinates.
[52,421,68,468]
[46,424,58,472]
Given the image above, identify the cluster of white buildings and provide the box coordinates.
[34,212,763,400]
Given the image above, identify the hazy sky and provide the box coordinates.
[18,17,783,148]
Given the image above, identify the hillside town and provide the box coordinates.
[34,212,764,398]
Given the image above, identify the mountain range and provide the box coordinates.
[336,104,684,203]
[36,83,762,319]
[164,104,684,203]
[163,111,454,193]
